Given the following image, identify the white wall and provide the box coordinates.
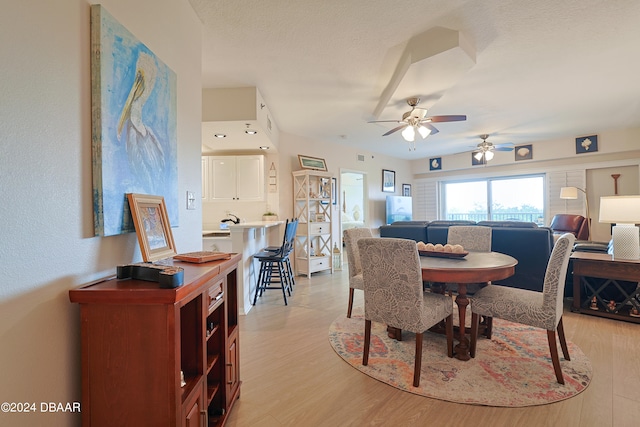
[0,1,202,425]
[411,127,640,175]
[410,128,640,242]
[277,132,413,244]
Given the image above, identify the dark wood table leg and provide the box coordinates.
[387,326,402,340]
[454,283,470,361]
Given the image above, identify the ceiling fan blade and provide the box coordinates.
[368,120,402,123]
[382,124,408,136]
[494,143,514,151]
[421,123,439,135]
[425,115,467,123]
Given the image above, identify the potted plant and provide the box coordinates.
[262,211,278,221]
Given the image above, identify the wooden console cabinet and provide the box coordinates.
[69,254,242,426]
[571,251,640,323]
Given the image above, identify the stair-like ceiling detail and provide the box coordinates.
[372,27,475,121]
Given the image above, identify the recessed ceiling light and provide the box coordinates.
[259,146,269,150]
[244,123,257,135]
[214,133,226,138]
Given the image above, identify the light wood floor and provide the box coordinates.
[226,267,640,427]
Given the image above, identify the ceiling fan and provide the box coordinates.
[472,134,514,163]
[369,97,467,150]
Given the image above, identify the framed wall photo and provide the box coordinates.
[127,193,177,262]
[429,157,442,171]
[515,144,533,161]
[332,177,337,205]
[576,135,598,154]
[402,184,411,197]
[382,169,395,193]
[298,154,327,171]
[471,152,486,166]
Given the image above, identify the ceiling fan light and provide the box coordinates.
[474,151,484,161]
[417,125,431,139]
[401,125,415,142]
[485,150,494,161]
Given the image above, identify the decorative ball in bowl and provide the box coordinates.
[416,241,468,258]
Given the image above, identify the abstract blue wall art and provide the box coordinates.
[91,5,178,236]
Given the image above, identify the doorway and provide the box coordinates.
[340,170,367,245]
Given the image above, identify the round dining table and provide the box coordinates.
[420,251,518,361]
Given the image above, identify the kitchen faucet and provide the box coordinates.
[221,213,240,224]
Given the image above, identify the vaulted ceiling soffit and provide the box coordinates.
[372,26,476,120]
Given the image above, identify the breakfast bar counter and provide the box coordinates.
[227,221,285,314]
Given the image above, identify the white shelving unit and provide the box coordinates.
[292,170,334,276]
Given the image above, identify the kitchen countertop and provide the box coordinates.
[226,220,284,229]
[203,221,283,236]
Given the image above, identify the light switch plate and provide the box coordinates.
[186,191,196,210]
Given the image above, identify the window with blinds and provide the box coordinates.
[441,175,545,225]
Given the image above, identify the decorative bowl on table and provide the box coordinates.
[418,250,469,258]
[416,242,468,258]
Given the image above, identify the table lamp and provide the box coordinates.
[598,195,640,260]
[560,186,591,240]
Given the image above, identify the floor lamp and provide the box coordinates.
[599,196,640,260]
[560,186,591,241]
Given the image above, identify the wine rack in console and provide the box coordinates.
[69,254,242,427]
[293,170,334,276]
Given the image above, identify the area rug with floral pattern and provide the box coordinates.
[328,313,591,407]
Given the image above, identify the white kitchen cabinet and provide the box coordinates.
[203,155,264,201]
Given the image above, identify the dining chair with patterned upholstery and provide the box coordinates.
[358,237,454,387]
[442,225,493,303]
[343,227,373,318]
[469,233,576,384]
[447,225,492,252]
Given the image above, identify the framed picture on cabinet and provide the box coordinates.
[127,193,177,262]
[382,169,395,193]
[298,154,327,171]
[402,184,411,197]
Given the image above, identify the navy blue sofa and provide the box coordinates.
[380,220,554,292]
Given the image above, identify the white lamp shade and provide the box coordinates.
[474,151,483,161]
[485,150,494,161]
[417,125,431,139]
[401,125,415,142]
[598,196,640,224]
[560,187,578,199]
[599,195,640,260]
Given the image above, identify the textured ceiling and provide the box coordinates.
[190,0,640,160]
